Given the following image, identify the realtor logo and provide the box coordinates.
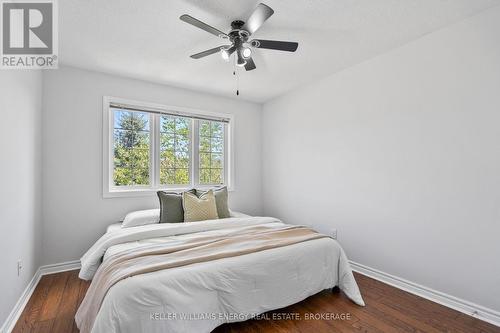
[1,0,58,69]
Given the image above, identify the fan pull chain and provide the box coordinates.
[236,71,240,96]
[233,56,239,96]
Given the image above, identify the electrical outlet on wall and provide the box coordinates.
[17,260,23,276]
[331,229,337,240]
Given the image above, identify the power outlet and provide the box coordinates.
[17,260,23,276]
[331,229,337,240]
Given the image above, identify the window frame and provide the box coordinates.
[102,96,234,198]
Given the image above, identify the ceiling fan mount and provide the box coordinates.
[180,3,299,72]
[227,25,250,46]
[230,20,245,30]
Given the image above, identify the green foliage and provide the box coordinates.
[159,115,190,185]
[112,112,224,187]
[198,120,224,185]
[113,111,150,186]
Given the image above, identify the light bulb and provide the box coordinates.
[236,49,247,67]
[221,48,230,61]
[221,45,236,62]
[242,47,251,59]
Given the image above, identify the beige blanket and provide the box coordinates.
[75,224,328,333]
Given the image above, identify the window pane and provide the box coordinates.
[160,133,175,150]
[133,168,150,185]
[132,148,150,169]
[176,117,190,136]
[175,134,189,152]
[211,122,223,137]
[112,109,150,186]
[115,111,149,131]
[200,153,210,169]
[175,169,189,184]
[199,136,211,152]
[175,151,189,168]
[211,136,223,153]
[210,169,223,184]
[199,120,211,137]
[160,150,175,168]
[160,168,175,184]
[113,167,133,186]
[160,115,191,185]
[114,110,127,129]
[198,120,225,185]
[211,153,223,168]
[199,169,210,184]
[160,116,175,133]
[114,129,149,148]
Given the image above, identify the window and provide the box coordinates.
[159,115,191,185]
[113,110,151,186]
[103,97,233,197]
[199,120,225,185]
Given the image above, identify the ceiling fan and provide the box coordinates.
[180,3,298,71]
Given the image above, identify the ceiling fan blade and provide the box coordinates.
[190,46,226,59]
[180,14,228,38]
[251,39,298,52]
[242,3,274,35]
[244,57,256,71]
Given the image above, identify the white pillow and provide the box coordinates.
[122,209,160,228]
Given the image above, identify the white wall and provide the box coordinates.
[42,66,262,265]
[262,7,500,312]
[0,71,42,325]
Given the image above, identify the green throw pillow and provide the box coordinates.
[195,186,230,219]
[157,189,195,223]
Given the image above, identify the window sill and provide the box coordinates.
[103,186,234,199]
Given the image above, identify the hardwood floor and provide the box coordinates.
[12,270,500,333]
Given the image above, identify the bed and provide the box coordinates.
[76,215,364,333]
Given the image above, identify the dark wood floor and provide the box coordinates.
[12,270,499,333]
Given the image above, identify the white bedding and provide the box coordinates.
[106,223,122,233]
[79,216,364,333]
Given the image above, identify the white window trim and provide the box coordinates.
[102,96,235,198]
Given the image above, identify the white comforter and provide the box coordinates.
[79,216,364,333]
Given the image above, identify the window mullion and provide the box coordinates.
[108,108,115,191]
[192,119,199,188]
[224,122,228,186]
[152,114,160,188]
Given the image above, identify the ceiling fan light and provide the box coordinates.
[242,47,252,59]
[236,49,247,67]
[221,45,236,61]
[221,48,230,61]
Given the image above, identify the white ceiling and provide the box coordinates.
[59,0,500,103]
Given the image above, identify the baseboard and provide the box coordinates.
[0,268,41,333]
[39,259,81,275]
[350,260,500,328]
[3,260,499,332]
[0,260,81,333]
